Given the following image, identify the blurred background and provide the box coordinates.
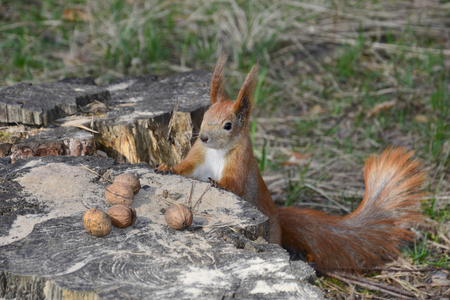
[1,0,449,297]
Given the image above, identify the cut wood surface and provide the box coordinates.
[0,155,322,299]
[95,71,211,165]
[0,82,110,126]
[9,126,95,163]
[0,72,212,166]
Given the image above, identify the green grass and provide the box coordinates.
[408,232,450,268]
[335,30,365,80]
[0,132,9,142]
[285,166,310,207]
[1,0,449,297]
[250,66,267,145]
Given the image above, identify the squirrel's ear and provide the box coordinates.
[233,64,259,123]
[210,55,229,105]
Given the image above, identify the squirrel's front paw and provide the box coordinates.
[154,163,174,175]
[208,177,221,188]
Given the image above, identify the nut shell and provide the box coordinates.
[107,205,137,228]
[105,183,134,206]
[165,203,193,230]
[114,173,141,195]
[83,208,112,237]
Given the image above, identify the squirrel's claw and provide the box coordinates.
[208,177,221,188]
[155,163,173,175]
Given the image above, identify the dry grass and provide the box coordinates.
[1,0,449,298]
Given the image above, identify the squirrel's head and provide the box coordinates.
[199,56,259,150]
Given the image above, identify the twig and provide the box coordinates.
[316,34,450,57]
[303,183,350,213]
[62,124,99,134]
[0,20,63,31]
[160,197,176,206]
[187,182,194,208]
[193,185,210,211]
[371,41,450,57]
[430,241,449,251]
[79,164,113,183]
[325,271,417,299]
[192,212,212,220]
[365,267,450,273]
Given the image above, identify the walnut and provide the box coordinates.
[105,182,134,206]
[165,203,193,230]
[114,173,141,195]
[107,205,137,228]
[83,208,112,237]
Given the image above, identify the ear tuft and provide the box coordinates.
[210,55,229,105]
[233,64,259,123]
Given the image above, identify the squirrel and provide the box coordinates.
[155,56,427,273]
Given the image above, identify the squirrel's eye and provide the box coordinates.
[223,122,232,131]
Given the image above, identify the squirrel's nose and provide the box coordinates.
[199,133,209,143]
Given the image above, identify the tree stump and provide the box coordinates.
[0,82,110,126]
[9,127,95,163]
[0,71,323,299]
[0,156,322,299]
[94,72,211,165]
[0,72,211,166]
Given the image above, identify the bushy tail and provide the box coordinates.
[278,148,426,273]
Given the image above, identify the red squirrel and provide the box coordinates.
[156,56,426,273]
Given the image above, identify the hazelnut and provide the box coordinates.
[107,205,137,228]
[114,173,141,195]
[105,182,134,206]
[83,208,112,237]
[165,203,193,230]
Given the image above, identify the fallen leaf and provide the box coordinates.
[283,56,295,67]
[281,152,312,166]
[414,114,428,123]
[62,8,92,22]
[63,52,85,67]
[367,100,395,117]
[309,104,323,115]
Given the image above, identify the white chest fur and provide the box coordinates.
[190,148,226,182]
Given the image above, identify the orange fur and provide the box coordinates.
[157,58,426,273]
[278,147,426,272]
[173,142,206,176]
[210,55,229,104]
[233,64,259,121]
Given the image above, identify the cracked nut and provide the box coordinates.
[83,208,112,237]
[165,203,193,230]
[105,182,134,206]
[107,204,137,228]
[114,173,141,195]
